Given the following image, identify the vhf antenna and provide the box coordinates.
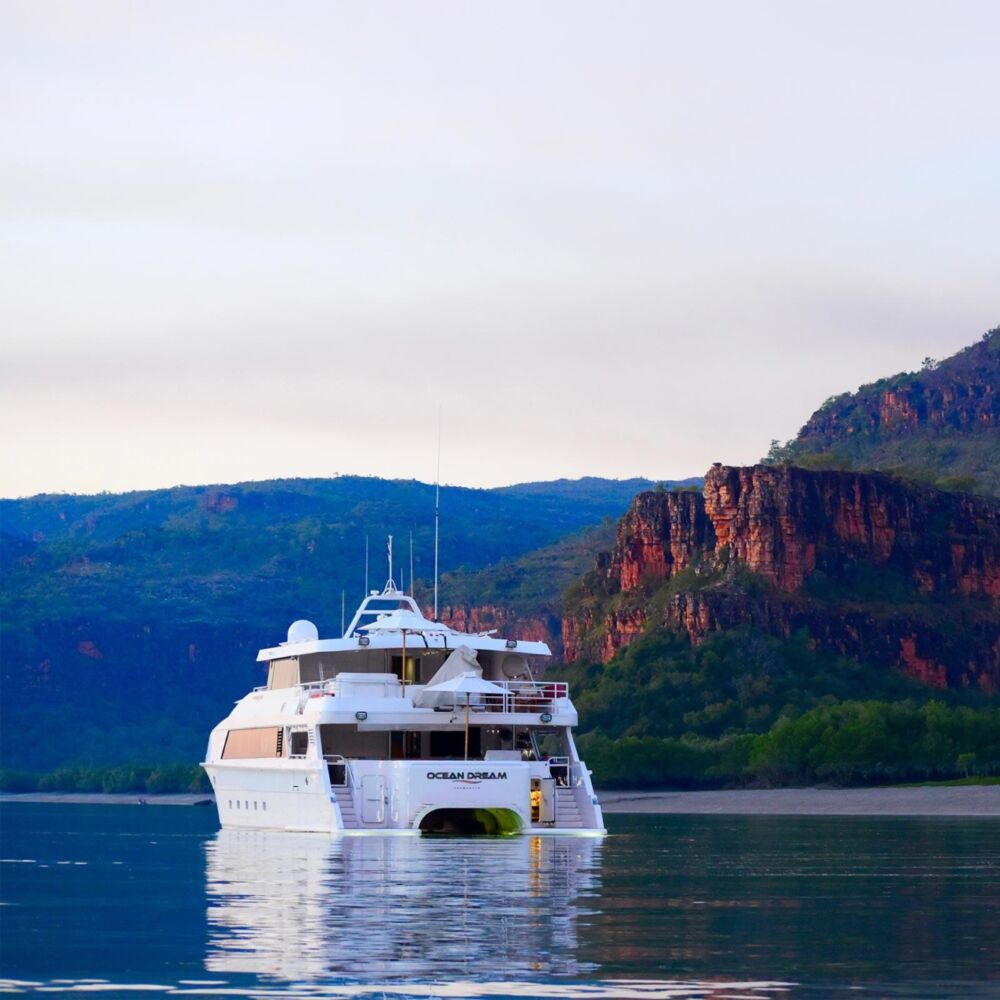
[433,406,441,619]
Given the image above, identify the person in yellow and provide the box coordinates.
[530,786,541,822]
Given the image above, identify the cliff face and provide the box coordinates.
[796,334,999,446]
[610,491,714,590]
[563,465,1000,691]
[703,465,1000,596]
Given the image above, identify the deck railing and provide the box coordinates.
[487,680,568,714]
[418,679,568,713]
[261,677,569,712]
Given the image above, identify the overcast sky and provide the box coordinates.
[2,1,998,497]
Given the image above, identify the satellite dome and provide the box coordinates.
[287,619,319,644]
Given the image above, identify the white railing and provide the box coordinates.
[482,680,568,714]
[410,679,567,713]
[256,677,568,712]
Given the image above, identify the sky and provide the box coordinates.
[2,0,998,497]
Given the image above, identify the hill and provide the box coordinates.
[435,519,620,652]
[767,326,1000,494]
[0,474,667,771]
[557,465,1000,787]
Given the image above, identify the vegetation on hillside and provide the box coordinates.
[558,627,1000,788]
[438,519,618,616]
[0,763,211,794]
[765,326,1000,495]
[1,475,657,772]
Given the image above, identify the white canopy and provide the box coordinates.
[424,670,505,697]
[360,610,449,633]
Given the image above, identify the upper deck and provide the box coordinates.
[253,583,556,702]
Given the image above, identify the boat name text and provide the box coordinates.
[426,771,508,780]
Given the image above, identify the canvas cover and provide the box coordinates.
[414,646,481,708]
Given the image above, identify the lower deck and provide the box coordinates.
[205,755,605,836]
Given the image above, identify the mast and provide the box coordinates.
[434,407,441,619]
[409,530,414,599]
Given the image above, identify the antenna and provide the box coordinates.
[433,405,441,619]
[341,589,345,637]
[409,530,414,599]
[387,534,394,590]
[364,535,369,597]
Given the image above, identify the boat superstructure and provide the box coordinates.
[202,582,606,835]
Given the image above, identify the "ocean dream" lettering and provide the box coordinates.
[426,771,508,780]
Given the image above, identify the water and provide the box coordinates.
[1,803,998,998]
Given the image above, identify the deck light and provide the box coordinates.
[540,712,552,723]
[358,636,371,646]
[505,639,517,649]
[355,711,368,721]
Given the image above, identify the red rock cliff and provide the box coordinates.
[563,465,1000,690]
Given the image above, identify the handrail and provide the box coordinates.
[497,680,567,714]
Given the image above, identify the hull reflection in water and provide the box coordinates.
[204,830,602,981]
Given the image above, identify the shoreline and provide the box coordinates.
[598,785,1000,816]
[3,785,999,815]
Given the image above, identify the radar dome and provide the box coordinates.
[287,619,319,644]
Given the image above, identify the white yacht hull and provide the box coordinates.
[205,757,606,836]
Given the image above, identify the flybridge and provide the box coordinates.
[256,582,551,662]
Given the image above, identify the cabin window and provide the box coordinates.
[222,727,282,759]
[289,729,309,757]
[267,657,299,689]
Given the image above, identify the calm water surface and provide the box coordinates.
[1,803,998,998]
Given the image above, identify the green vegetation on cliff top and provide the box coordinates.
[765,326,1000,495]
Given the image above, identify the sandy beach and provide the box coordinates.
[4,785,999,815]
[598,785,1000,816]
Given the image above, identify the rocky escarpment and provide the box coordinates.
[563,465,1000,691]
[772,326,1000,496]
[794,328,999,447]
[703,465,1000,596]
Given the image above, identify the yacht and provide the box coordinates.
[202,581,606,835]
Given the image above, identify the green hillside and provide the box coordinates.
[556,625,1000,789]
[438,519,618,619]
[0,474,664,772]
